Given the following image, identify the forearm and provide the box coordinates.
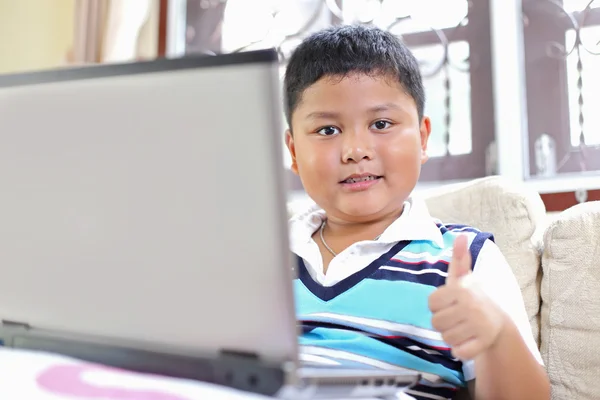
[473,315,550,400]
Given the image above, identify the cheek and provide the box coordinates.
[380,137,423,171]
[295,144,337,177]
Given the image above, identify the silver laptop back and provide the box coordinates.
[0,51,297,369]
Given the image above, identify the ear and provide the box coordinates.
[285,129,299,175]
[419,116,432,165]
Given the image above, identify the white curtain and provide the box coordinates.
[72,0,158,64]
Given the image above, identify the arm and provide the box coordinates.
[469,241,550,400]
[429,237,550,400]
[471,314,550,400]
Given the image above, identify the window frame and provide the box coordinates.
[401,0,497,181]
[523,0,600,176]
[175,0,497,183]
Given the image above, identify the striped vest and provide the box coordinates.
[294,223,493,400]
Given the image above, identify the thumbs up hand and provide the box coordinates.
[428,235,507,361]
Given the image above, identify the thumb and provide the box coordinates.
[446,234,472,285]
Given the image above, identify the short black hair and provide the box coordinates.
[283,25,425,127]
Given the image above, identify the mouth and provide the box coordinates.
[339,174,383,184]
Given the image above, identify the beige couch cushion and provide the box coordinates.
[541,201,600,400]
[421,176,546,346]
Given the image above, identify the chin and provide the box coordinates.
[338,201,388,219]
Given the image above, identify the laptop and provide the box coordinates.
[0,49,420,398]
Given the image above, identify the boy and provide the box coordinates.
[284,25,550,400]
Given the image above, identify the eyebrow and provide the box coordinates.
[305,111,341,120]
[305,103,402,120]
[367,103,402,113]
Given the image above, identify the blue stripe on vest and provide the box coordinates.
[294,279,437,331]
[299,323,460,371]
[297,311,450,350]
[299,320,454,357]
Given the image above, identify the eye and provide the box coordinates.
[371,120,393,130]
[316,126,341,136]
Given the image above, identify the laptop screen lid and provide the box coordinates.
[0,50,298,369]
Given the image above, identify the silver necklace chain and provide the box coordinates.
[319,220,382,257]
[319,220,338,257]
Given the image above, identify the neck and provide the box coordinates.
[324,205,404,244]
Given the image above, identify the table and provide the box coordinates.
[0,348,414,399]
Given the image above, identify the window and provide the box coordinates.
[411,41,472,158]
[178,0,497,187]
[523,0,600,177]
[566,26,600,147]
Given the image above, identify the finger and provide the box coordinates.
[451,338,485,361]
[440,321,475,350]
[431,304,467,332]
[428,285,460,312]
[446,234,472,285]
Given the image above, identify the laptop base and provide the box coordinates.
[0,321,420,399]
[0,321,286,397]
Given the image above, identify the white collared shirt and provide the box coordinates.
[289,196,543,380]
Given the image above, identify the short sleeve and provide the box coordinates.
[462,239,543,381]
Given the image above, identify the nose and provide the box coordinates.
[341,128,374,163]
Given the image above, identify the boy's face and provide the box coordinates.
[286,73,431,222]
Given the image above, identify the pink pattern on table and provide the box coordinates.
[36,364,190,400]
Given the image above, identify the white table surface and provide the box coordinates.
[0,348,414,399]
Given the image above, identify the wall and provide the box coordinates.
[0,0,75,74]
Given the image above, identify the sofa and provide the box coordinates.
[420,176,600,400]
[289,175,600,400]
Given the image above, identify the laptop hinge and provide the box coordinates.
[216,348,285,395]
[1,320,31,329]
[0,319,31,347]
[220,349,259,360]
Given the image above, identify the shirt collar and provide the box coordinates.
[288,196,444,250]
